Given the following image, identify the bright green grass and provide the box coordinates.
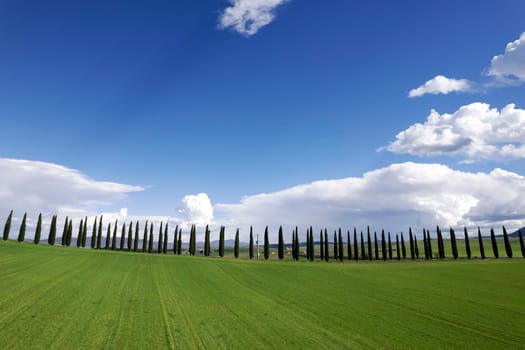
[0,241,524,349]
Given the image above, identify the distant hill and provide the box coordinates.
[509,227,525,238]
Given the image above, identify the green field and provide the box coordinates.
[1,241,524,349]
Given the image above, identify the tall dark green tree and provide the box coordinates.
[450,228,458,259]
[400,233,406,259]
[61,216,69,246]
[395,234,400,260]
[490,228,499,258]
[173,225,178,255]
[48,215,57,245]
[409,227,415,259]
[518,229,525,258]
[437,226,444,259]
[106,222,111,249]
[127,221,133,251]
[388,232,392,260]
[34,213,42,244]
[464,227,471,259]
[306,229,311,260]
[17,212,27,242]
[347,230,352,261]
[148,223,153,253]
[91,216,97,249]
[381,230,386,261]
[219,226,225,258]
[97,216,103,249]
[353,228,358,261]
[112,220,118,250]
[333,230,338,261]
[324,229,329,262]
[309,227,314,261]
[77,218,83,248]
[81,216,87,248]
[427,230,433,260]
[143,221,148,253]
[320,230,324,261]
[477,227,485,259]
[374,232,379,260]
[2,210,13,240]
[338,229,343,262]
[360,231,366,260]
[423,230,429,260]
[120,223,126,250]
[502,226,512,258]
[163,223,168,254]
[264,226,269,260]
[177,230,182,255]
[158,222,163,254]
[278,226,284,260]
[367,227,372,261]
[134,221,139,252]
[204,225,210,256]
[249,226,254,259]
[414,236,419,259]
[191,224,197,256]
[234,228,240,258]
[66,220,73,246]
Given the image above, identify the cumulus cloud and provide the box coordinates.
[382,102,525,162]
[217,162,525,240]
[487,32,525,82]
[408,75,472,97]
[178,193,214,227]
[218,0,288,36]
[0,158,144,231]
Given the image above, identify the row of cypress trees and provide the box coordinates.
[3,210,525,260]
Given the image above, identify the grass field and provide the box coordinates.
[1,241,524,349]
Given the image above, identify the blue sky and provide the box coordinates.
[1,0,525,240]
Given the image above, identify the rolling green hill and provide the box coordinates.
[0,241,524,349]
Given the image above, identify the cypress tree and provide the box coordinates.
[219,226,225,257]
[249,226,254,259]
[436,226,444,259]
[333,231,338,261]
[388,232,392,260]
[409,227,415,259]
[502,226,512,258]
[234,228,240,258]
[66,220,73,246]
[81,216,87,247]
[34,213,42,244]
[120,223,126,250]
[127,221,133,251]
[191,224,197,255]
[450,228,458,259]
[518,229,525,258]
[464,227,471,259]
[278,226,284,260]
[97,216,103,249]
[324,229,329,261]
[423,230,428,260]
[134,221,139,252]
[338,229,343,262]
[381,230,386,261]
[177,230,182,255]
[61,216,69,246]
[309,227,314,261]
[163,223,168,254]
[91,216,97,249]
[204,225,210,256]
[306,229,311,260]
[143,221,148,253]
[396,234,400,260]
[353,228,358,261]
[427,230,433,260]
[112,220,118,250]
[48,215,57,245]
[478,226,485,259]
[320,230,324,261]
[148,223,153,253]
[360,231,365,260]
[374,232,379,260]
[158,222,163,254]
[106,222,111,249]
[77,218,83,247]
[2,210,13,240]
[367,227,372,261]
[401,233,406,259]
[17,212,27,242]
[264,226,269,260]
[173,225,178,255]
[347,230,352,261]
[414,236,419,259]
[490,228,499,258]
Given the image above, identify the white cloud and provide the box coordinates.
[218,0,288,36]
[408,75,472,97]
[0,158,144,226]
[383,102,525,162]
[487,32,525,81]
[178,193,214,227]
[217,162,525,240]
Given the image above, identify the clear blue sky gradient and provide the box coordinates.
[1,0,524,216]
